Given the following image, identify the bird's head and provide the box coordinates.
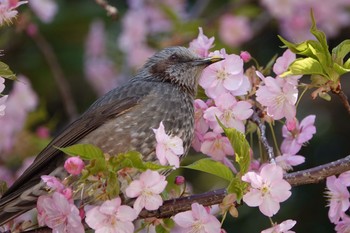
[142,46,223,96]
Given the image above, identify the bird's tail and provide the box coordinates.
[0,181,44,227]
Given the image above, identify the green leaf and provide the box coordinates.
[0,61,16,80]
[106,171,120,198]
[227,177,247,201]
[143,162,173,171]
[332,39,350,65]
[84,158,107,176]
[118,151,146,170]
[310,11,330,60]
[56,144,104,160]
[278,36,315,57]
[219,123,250,174]
[184,158,234,181]
[155,219,174,233]
[281,57,325,77]
[333,63,350,76]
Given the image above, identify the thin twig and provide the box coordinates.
[335,89,350,116]
[251,109,275,162]
[30,32,78,120]
[95,0,118,19]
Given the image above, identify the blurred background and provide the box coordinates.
[1,0,350,232]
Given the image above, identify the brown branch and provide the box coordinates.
[16,155,350,233]
[140,155,350,219]
[335,89,350,116]
[29,31,78,120]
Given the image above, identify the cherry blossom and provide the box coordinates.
[125,169,167,213]
[281,115,316,155]
[242,163,291,217]
[326,175,350,223]
[203,92,253,133]
[37,192,84,233]
[256,71,298,121]
[240,51,251,63]
[85,197,137,233]
[64,157,85,175]
[200,132,234,162]
[219,14,252,47]
[273,49,302,85]
[29,0,58,23]
[199,51,250,99]
[194,99,210,134]
[0,0,27,25]
[335,215,350,233]
[153,121,183,168]
[173,202,221,233]
[261,219,296,233]
[41,175,73,200]
[275,153,305,171]
[189,27,215,57]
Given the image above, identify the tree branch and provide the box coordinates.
[15,155,350,233]
[335,89,350,116]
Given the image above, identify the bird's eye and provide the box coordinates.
[169,53,179,61]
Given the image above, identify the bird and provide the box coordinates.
[0,46,223,226]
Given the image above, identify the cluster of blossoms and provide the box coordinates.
[0,0,57,26]
[326,171,350,232]
[0,75,38,155]
[260,0,350,41]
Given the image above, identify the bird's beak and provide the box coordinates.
[193,56,224,66]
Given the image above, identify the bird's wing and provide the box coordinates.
[1,95,140,201]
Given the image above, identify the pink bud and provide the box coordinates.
[62,188,73,200]
[64,157,85,175]
[26,23,38,37]
[36,126,50,139]
[174,176,185,185]
[286,118,297,131]
[240,51,251,63]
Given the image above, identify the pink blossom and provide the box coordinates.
[204,93,253,133]
[281,115,316,155]
[0,95,8,116]
[85,20,119,95]
[37,192,84,233]
[153,121,183,168]
[242,163,292,217]
[194,99,209,134]
[192,130,204,152]
[189,27,215,57]
[85,197,137,233]
[199,52,250,99]
[41,175,72,200]
[261,219,296,233]
[335,215,350,233]
[200,132,235,171]
[338,171,350,187]
[0,76,38,154]
[273,49,301,85]
[255,71,298,121]
[0,0,27,25]
[326,176,350,223]
[219,14,252,47]
[275,154,305,171]
[29,0,58,23]
[240,51,251,63]
[64,157,85,175]
[125,169,167,213]
[173,202,221,233]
